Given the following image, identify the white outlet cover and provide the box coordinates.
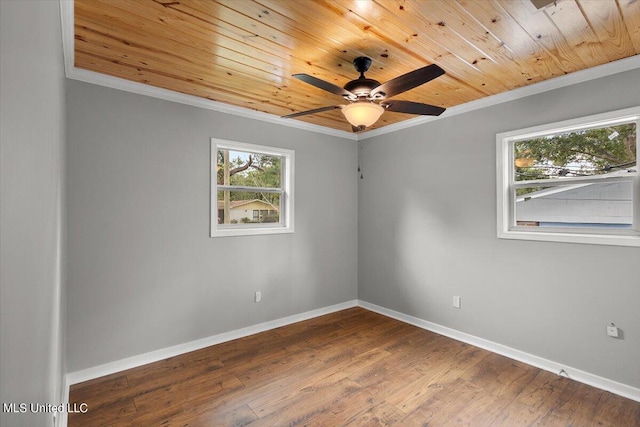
[453,296,461,309]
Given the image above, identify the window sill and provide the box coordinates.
[211,224,294,238]
[498,228,640,247]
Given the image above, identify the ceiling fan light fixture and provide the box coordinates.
[283,57,446,131]
[342,102,384,128]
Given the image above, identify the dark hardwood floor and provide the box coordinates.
[68,307,640,426]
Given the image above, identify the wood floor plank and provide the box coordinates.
[543,378,605,426]
[385,344,490,413]
[246,378,363,426]
[68,308,640,426]
[590,390,640,427]
[469,352,538,398]
[230,347,319,388]
[247,347,389,417]
[67,396,137,427]
[411,377,488,425]
[302,388,376,426]
[68,374,129,407]
[342,397,406,426]
[485,370,568,426]
[133,371,244,413]
[135,402,258,427]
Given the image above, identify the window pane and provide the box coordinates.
[515,182,633,228]
[217,191,280,224]
[217,149,281,188]
[514,122,636,181]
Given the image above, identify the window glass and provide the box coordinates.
[515,182,633,229]
[216,150,281,188]
[513,123,635,181]
[497,107,639,246]
[216,192,280,224]
[211,139,293,237]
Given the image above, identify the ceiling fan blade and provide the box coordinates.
[292,74,356,99]
[371,64,445,99]
[381,100,446,116]
[281,105,342,119]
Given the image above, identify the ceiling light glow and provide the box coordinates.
[341,102,384,128]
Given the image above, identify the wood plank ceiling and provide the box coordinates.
[74,0,640,133]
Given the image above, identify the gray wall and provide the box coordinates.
[3,0,638,416]
[359,68,640,388]
[0,1,66,426]
[66,81,358,372]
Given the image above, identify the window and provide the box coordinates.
[211,139,294,237]
[497,107,639,247]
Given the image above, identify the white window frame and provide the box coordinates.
[211,138,294,237]
[497,107,640,247]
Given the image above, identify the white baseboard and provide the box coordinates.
[65,300,358,385]
[63,296,639,422]
[56,375,69,427]
[358,300,640,403]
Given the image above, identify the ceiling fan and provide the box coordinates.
[282,56,446,132]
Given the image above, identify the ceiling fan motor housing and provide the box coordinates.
[343,77,381,98]
[343,56,383,98]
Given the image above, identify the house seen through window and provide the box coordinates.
[497,107,639,247]
[211,139,294,237]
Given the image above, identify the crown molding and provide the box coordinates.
[59,0,356,141]
[66,67,358,140]
[60,1,639,143]
[359,54,640,140]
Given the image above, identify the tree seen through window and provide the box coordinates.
[513,123,636,196]
[217,149,282,224]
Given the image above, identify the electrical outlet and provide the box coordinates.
[254,291,262,303]
[453,296,461,309]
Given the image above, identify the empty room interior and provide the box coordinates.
[2,0,640,426]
